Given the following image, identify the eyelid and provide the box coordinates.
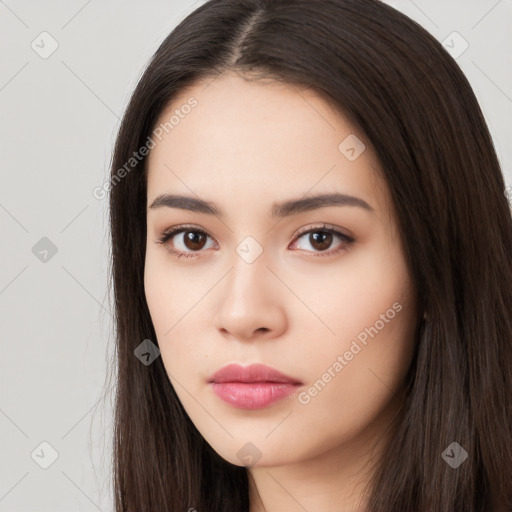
[292,222,353,240]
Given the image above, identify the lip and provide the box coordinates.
[208,363,303,410]
[208,363,302,385]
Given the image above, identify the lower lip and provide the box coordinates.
[210,382,300,409]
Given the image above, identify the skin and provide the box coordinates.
[144,71,419,512]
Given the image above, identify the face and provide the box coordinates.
[144,71,418,469]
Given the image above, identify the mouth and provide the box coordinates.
[207,363,303,410]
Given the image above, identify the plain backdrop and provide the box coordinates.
[0,1,511,510]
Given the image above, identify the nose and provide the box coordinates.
[213,251,288,342]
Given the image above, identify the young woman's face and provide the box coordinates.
[144,71,418,469]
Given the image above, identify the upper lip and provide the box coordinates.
[208,363,303,384]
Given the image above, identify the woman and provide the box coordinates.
[107,0,512,510]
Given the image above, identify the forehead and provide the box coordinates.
[146,71,392,220]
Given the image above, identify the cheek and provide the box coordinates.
[296,310,415,447]
[295,243,416,422]
[144,250,183,327]
[143,252,206,383]
[144,258,182,380]
[291,306,416,465]
[290,238,414,349]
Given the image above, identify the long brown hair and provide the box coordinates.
[107,0,512,510]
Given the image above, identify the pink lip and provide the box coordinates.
[208,364,303,410]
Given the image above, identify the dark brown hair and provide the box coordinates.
[107,0,512,510]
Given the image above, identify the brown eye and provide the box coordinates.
[182,230,208,251]
[156,226,215,257]
[157,224,354,260]
[291,225,354,257]
[308,231,333,251]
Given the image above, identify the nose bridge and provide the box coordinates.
[225,236,272,303]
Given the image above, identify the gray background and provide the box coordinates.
[1,1,511,510]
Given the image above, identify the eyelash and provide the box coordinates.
[155,223,354,260]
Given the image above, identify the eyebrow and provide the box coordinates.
[148,192,375,218]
